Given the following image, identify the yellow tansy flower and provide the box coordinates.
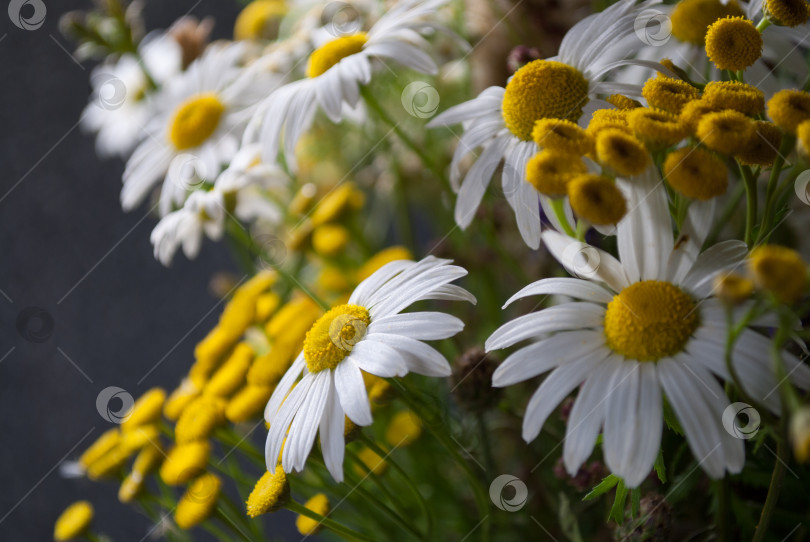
[54,501,94,541]
[296,493,330,536]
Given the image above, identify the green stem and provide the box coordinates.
[757,136,795,244]
[214,427,265,467]
[287,500,376,542]
[738,163,758,247]
[705,179,745,248]
[550,198,577,237]
[751,439,788,542]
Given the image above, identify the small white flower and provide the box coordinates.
[486,169,810,487]
[264,256,475,481]
[81,32,182,158]
[150,189,225,266]
[428,0,666,248]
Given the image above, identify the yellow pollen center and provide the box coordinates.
[307,33,368,78]
[303,304,371,373]
[502,60,589,141]
[168,93,225,151]
[604,281,699,361]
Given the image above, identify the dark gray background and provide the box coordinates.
[0,1,298,540]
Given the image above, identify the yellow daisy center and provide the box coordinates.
[604,281,699,361]
[307,33,368,78]
[705,16,763,71]
[502,60,590,141]
[168,93,225,151]
[736,121,782,166]
[595,128,651,176]
[234,0,288,41]
[627,108,689,149]
[670,0,745,45]
[679,100,720,134]
[762,0,810,27]
[567,174,627,225]
[607,94,641,111]
[303,304,371,373]
[748,245,808,303]
[664,146,728,200]
[696,110,755,154]
[702,81,764,116]
[525,150,588,197]
[531,118,594,155]
[767,89,810,133]
[642,77,700,115]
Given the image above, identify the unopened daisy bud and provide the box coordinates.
[735,121,782,166]
[164,378,202,421]
[798,120,810,159]
[607,94,642,111]
[266,296,321,341]
[247,343,296,386]
[54,501,94,541]
[365,374,394,406]
[311,182,364,227]
[296,493,330,536]
[697,110,755,154]
[357,246,413,281]
[748,245,808,303]
[531,119,594,156]
[595,129,651,176]
[506,45,542,74]
[670,0,745,45]
[525,150,588,197]
[567,174,627,226]
[246,466,290,517]
[762,0,809,26]
[713,272,754,305]
[194,327,235,373]
[679,100,721,134]
[175,473,222,529]
[312,224,350,257]
[664,146,728,200]
[790,407,810,463]
[226,385,274,423]
[119,424,160,454]
[627,108,689,149]
[160,441,211,485]
[121,388,166,432]
[768,89,810,133]
[204,343,253,398]
[354,446,388,476]
[86,446,130,480]
[234,0,287,41]
[118,473,144,503]
[175,396,226,443]
[642,78,700,115]
[78,428,120,469]
[317,266,352,294]
[255,292,281,323]
[703,81,765,116]
[705,16,762,71]
[451,347,501,412]
[385,410,422,446]
[133,441,164,476]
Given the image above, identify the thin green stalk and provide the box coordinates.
[213,507,252,542]
[738,163,758,246]
[757,136,795,244]
[214,427,265,467]
[550,198,576,237]
[351,479,424,540]
[287,500,376,542]
[751,439,788,542]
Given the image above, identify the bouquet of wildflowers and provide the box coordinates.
[53,0,810,539]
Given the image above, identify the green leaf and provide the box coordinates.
[582,474,620,501]
[608,480,628,524]
[654,450,667,483]
[662,396,684,435]
[631,487,641,519]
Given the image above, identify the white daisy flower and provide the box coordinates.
[121,42,281,213]
[427,0,668,249]
[264,256,475,481]
[81,32,182,158]
[150,189,225,266]
[485,169,810,487]
[249,0,452,171]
